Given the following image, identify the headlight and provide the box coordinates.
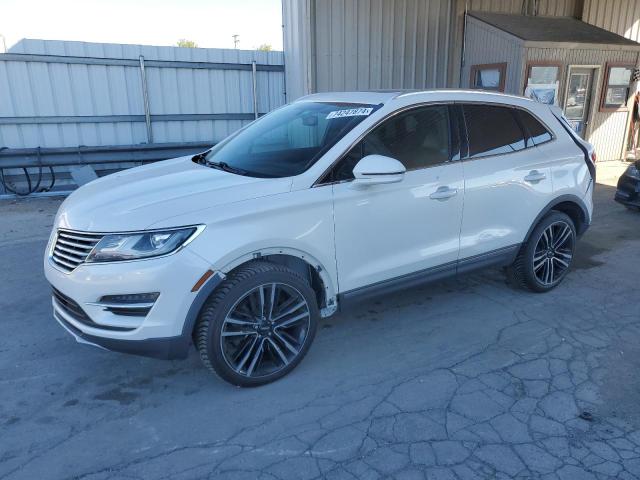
[86,226,202,263]
[626,164,640,180]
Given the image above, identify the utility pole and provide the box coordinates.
[232,34,239,49]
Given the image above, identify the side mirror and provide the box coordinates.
[352,155,406,187]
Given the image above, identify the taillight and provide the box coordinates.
[591,151,597,164]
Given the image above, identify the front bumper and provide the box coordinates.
[615,173,640,208]
[44,243,219,360]
[54,307,190,359]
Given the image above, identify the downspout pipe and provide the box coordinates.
[459,1,468,87]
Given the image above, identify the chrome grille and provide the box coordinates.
[51,230,103,272]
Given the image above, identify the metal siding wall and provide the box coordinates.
[0,40,285,149]
[527,46,639,160]
[311,0,451,92]
[462,17,524,93]
[466,0,521,14]
[281,0,579,96]
[537,0,577,16]
[582,0,640,43]
[282,0,314,100]
[466,0,576,16]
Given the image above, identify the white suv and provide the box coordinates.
[44,90,595,386]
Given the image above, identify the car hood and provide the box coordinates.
[56,156,292,231]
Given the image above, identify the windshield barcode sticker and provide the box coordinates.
[326,107,373,119]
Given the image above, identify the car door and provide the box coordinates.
[458,103,554,264]
[328,104,465,293]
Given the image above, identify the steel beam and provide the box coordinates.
[0,53,284,72]
[0,142,212,169]
[0,113,262,125]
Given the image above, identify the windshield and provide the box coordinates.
[202,101,379,178]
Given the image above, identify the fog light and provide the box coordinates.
[89,292,160,317]
[99,293,160,304]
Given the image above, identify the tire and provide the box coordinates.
[195,261,319,387]
[506,211,577,293]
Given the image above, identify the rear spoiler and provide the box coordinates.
[549,106,596,182]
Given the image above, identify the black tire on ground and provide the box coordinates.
[195,261,319,387]
[506,211,577,293]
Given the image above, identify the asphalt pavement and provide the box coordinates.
[1,162,639,480]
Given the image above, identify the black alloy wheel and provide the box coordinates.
[195,261,319,386]
[506,211,577,292]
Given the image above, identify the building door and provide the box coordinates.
[563,67,596,138]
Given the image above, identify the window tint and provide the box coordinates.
[324,106,452,183]
[330,142,363,183]
[463,105,526,158]
[363,105,451,170]
[326,105,452,183]
[517,110,552,146]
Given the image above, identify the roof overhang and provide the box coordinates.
[468,12,640,52]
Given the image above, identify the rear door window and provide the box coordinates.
[462,104,527,158]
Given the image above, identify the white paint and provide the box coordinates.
[44,89,593,346]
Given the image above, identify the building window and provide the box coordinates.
[470,63,507,92]
[524,62,561,106]
[601,63,634,111]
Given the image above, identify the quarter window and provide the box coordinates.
[463,104,526,158]
[517,110,552,146]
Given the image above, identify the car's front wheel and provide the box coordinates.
[507,211,577,293]
[195,261,319,387]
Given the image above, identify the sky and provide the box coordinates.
[0,0,283,51]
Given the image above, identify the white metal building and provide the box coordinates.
[282,0,640,160]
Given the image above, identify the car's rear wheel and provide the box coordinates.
[507,211,576,293]
[195,261,318,387]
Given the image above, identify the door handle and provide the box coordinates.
[524,170,546,183]
[429,186,458,200]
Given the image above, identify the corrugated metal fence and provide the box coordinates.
[0,39,285,194]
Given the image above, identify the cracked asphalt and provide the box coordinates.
[1,163,640,480]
